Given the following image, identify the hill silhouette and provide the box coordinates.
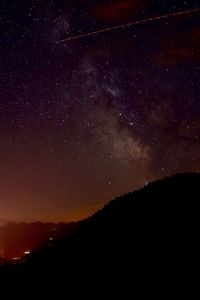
[0,173,199,296]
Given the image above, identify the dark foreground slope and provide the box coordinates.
[0,173,199,295]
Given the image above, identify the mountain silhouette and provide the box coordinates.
[0,173,199,296]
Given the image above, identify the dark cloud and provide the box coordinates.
[91,0,141,21]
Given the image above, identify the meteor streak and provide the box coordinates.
[58,8,200,43]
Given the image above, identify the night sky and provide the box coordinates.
[0,0,200,222]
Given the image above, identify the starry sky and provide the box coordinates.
[0,0,200,222]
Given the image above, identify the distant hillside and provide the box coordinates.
[0,222,71,260]
[0,220,10,227]
[0,257,7,266]
[1,173,199,295]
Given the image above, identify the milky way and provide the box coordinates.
[0,0,200,222]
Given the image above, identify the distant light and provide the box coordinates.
[49,237,53,241]
[12,257,20,260]
[24,251,31,255]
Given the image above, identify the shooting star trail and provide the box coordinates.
[58,8,200,43]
